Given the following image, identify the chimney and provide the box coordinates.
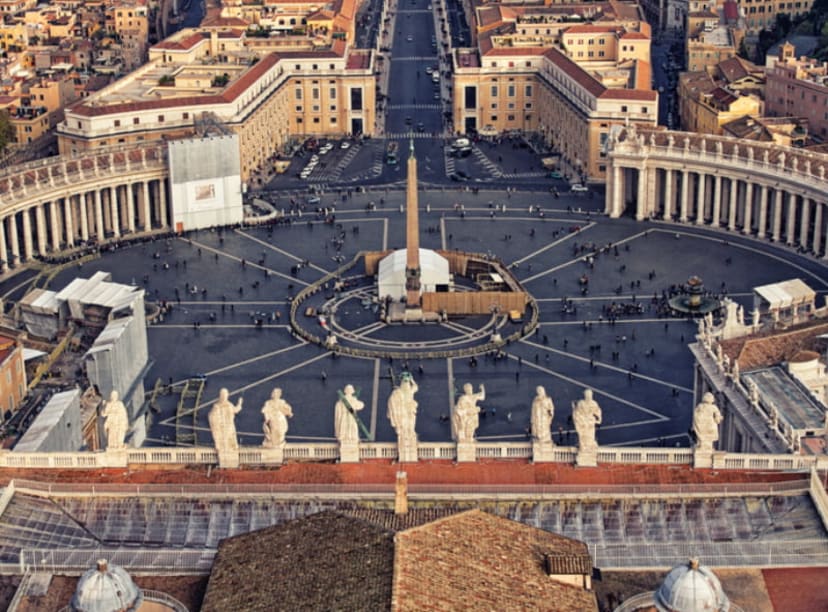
[97,559,108,573]
[394,471,408,515]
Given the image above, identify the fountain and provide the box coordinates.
[668,276,722,316]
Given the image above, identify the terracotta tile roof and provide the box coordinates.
[152,32,207,51]
[392,510,597,611]
[200,16,249,27]
[346,50,370,69]
[722,321,828,371]
[485,46,548,57]
[599,88,657,101]
[201,511,396,612]
[543,46,605,97]
[68,54,281,117]
[621,31,649,40]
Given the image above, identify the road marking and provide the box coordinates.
[0,274,37,300]
[182,237,311,286]
[235,229,330,274]
[149,324,291,329]
[447,358,455,415]
[202,343,307,377]
[440,216,446,250]
[512,222,595,266]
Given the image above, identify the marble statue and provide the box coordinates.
[209,388,243,453]
[692,392,723,452]
[387,372,418,447]
[731,359,740,380]
[101,390,128,451]
[452,383,485,443]
[261,388,293,448]
[748,380,760,406]
[334,384,364,444]
[572,389,602,451]
[737,305,744,326]
[531,386,555,444]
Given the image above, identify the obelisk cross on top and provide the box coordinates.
[405,139,422,308]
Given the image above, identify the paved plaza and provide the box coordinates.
[5,184,826,449]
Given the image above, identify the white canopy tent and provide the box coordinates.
[753,279,816,323]
[377,249,450,301]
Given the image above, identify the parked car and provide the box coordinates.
[548,171,563,179]
[570,184,589,193]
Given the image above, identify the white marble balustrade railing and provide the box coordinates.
[1,444,827,471]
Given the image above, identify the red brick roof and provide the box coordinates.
[565,25,620,34]
[393,510,597,611]
[600,88,657,101]
[68,54,281,117]
[152,32,207,51]
[543,46,605,97]
[621,31,649,40]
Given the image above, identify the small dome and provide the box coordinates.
[654,558,730,612]
[71,559,144,612]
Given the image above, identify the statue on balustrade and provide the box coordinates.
[261,388,293,449]
[573,388,602,452]
[531,386,555,444]
[387,372,418,447]
[452,383,485,443]
[692,392,723,452]
[101,390,128,451]
[334,384,364,444]
[209,388,243,453]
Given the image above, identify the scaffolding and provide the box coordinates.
[175,378,206,446]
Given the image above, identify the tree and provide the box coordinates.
[0,110,13,152]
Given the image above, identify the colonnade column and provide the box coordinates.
[80,194,89,242]
[50,200,61,251]
[0,218,6,272]
[680,170,689,222]
[63,197,75,247]
[663,168,673,220]
[743,182,753,234]
[785,192,797,246]
[695,173,706,225]
[758,185,769,238]
[772,190,783,242]
[21,210,32,261]
[158,179,168,228]
[36,205,46,255]
[727,179,737,230]
[126,183,136,233]
[142,181,152,231]
[109,186,121,238]
[813,202,823,256]
[8,213,19,264]
[94,189,104,239]
[799,197,810,250]
[712,175,722,227]
[636,167,648,220]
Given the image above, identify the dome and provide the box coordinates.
[654,558,729,612]
[71,559,144,612]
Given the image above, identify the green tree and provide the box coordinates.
[0,110,13,152]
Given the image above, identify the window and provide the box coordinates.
[297,118,303,124]
[490,115,498,121]
[296,88,302,100]
[312,88,319,100]
[133,117,139,125]
[313,117,320,123]
[114,120,120,127]
[525,85,532,97]
[296,105,303,112]
[642,107,648,113]
[491,85,498,97]
[158,115,164,122]
[183,112,189,120]
[525,102,532,109]
[507,85,515,97]
[294,64,301,70]
[621,106,628,112]
[330,117,337,123]
[507,114,515,121]
[312,64,318,70]
[312,105,320,112]
[330,105,336,111]
[351,87,363,110]
[464,86,477,110]
[330,87,336,99]
[491,103,498,109]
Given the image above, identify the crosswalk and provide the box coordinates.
[471,146,503,179]
[384,131,445,139]
[387,104,442,111]
[390,56,443,62]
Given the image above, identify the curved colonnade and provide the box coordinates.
[0,142,171,274]
[605,128,828,257]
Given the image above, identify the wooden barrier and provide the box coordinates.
[422,290,527,315]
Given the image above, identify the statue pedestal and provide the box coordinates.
[260,445,285,465]
[216,449,240,469]
[397,441,418,463]
[103,449,128,468]
[532,441,556,463]
[339,441,360,463]
[575,447,598,467]
[693,448,715,468]
[456,441,476,463]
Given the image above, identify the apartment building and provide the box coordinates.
[58,27,376,180]
[0,332,27,416]
[766,50,828,140]
[112,4,149,71]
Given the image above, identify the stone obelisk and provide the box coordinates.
[405,139,422,309]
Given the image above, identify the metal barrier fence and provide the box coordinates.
[19,548,214,575]
[10,477,810,499]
